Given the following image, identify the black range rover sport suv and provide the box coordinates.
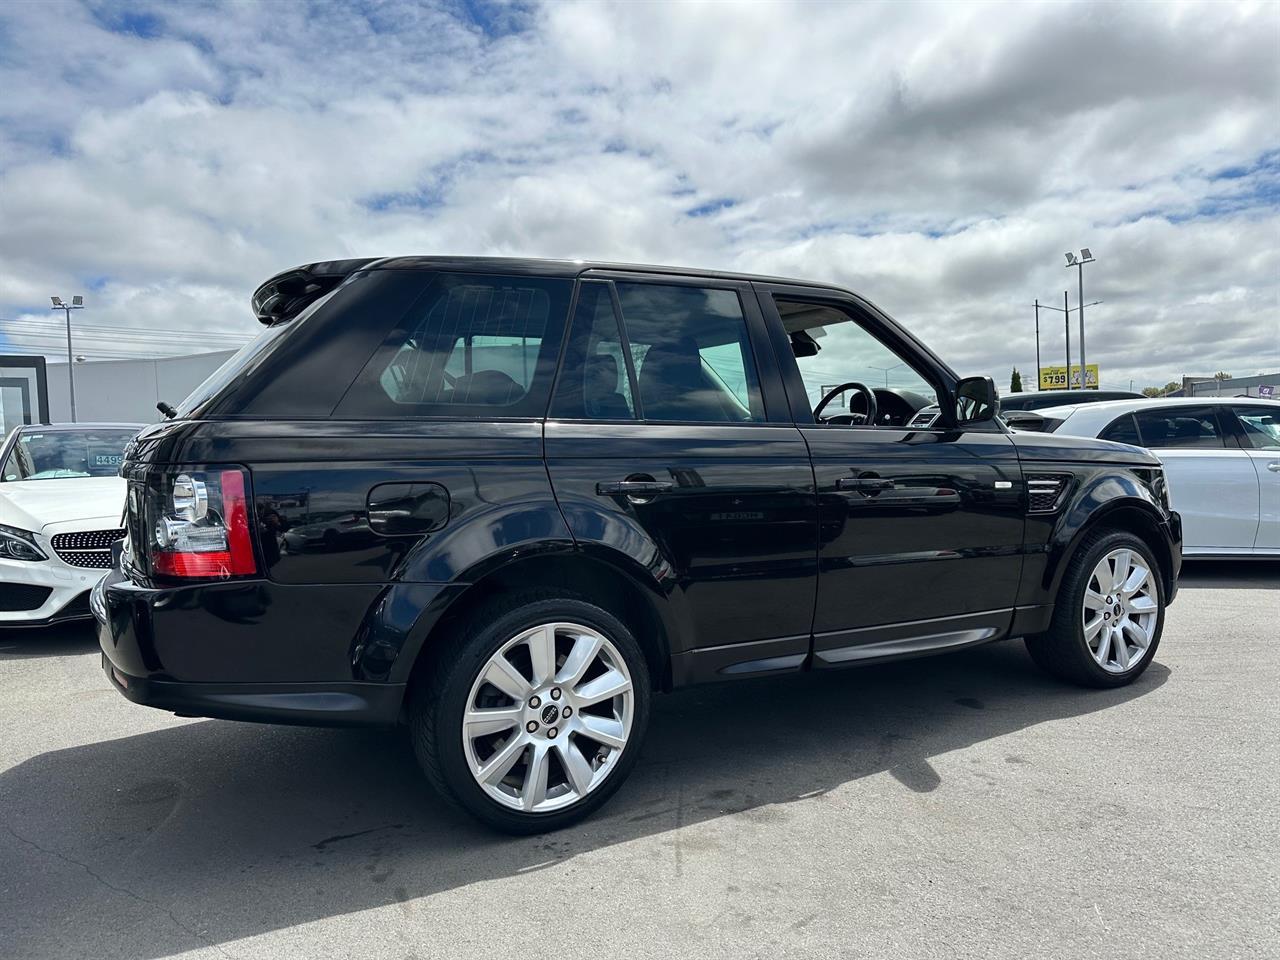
[97,257,1181,832]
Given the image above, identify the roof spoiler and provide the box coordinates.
[251,258,379,325]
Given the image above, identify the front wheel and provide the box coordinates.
[1026,529,1166,688]
[410,593,650,834]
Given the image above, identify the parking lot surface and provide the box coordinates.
[1,562,1276,960]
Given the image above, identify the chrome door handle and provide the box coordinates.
[836,477,895,492]
[1268,462,1280,473]
[596,480,674,496]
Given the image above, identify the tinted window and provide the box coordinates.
[774,298,937,423]
[1233,405,1280,450]
[4,428,138,481]
[338,273,572,418]
[614,282,764,423]
[550,282,635,420]
[1133,407,1226,449]
[1100,414,1141,445]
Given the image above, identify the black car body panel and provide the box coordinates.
[99,256,1182,727]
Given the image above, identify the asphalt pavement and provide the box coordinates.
[1,562,1276,960]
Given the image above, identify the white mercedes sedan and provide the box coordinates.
[0,423,142,626]
[1029,397,1280,559]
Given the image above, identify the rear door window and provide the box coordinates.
[613,282,764,423]
[338,274,573,418]
[1133,407,1228,449]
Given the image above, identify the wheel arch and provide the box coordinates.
[1048,498,1177,600]
[398,548,681,718]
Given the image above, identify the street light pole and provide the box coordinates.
[1034,299,1041,391]
[1065,249,1095,387]
[867,361,908,388]
[49,295,84,422]
[1064,290,1070,384]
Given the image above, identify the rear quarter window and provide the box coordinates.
[1100,414,1141,445]
[336,273,573,419]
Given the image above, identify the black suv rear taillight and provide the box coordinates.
[137,467,257,579]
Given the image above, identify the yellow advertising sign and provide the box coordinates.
[1039,364,1099,390]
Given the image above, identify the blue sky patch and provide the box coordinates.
[686,197,736,218]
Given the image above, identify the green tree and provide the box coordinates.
[1213,371,1232,381]
[1010,368,1023,392]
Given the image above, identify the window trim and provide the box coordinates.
[606,281,644,419]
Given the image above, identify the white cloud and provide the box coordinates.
[0,0,1276,390]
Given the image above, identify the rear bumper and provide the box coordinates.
[101,654,404,727]
[94,567,409,727]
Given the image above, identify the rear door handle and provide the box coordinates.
[595,480,674,497]
[1268,462,1280,473]
[836,477,895,492]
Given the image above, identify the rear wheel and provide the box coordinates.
[410,593,650,833]
[1026,529,1165,687]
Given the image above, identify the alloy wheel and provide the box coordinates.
[462,621,635,813]
[1082,548,1159,674]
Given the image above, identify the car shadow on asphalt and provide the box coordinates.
[0,622,100,660]
[1177,559,1279,590]
[0,638,1169,959]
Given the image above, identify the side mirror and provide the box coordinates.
[955,376,999,425]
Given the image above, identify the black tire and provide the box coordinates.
[409,590,651,834]
[1025,528,1166,688]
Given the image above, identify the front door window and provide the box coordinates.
[776,300,938,426]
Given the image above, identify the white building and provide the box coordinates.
[2,351,236,430]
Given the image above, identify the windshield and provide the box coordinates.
[3,428,139,481]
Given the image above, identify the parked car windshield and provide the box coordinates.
[3,428,138,481]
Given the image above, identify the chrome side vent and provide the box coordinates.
[1027,474,1071,514]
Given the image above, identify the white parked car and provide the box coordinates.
[0,423,142,625]
[1030,397,1280,558]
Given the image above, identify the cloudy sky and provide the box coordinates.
[0,0,1276,391]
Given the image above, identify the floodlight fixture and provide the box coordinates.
[1064,252,1077,265]
[1080,248,1093,261]
[50,296,62,306]
[72,295,83,306]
